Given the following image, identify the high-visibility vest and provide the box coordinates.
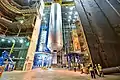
[98,66,102,71]
[89,67,94,71]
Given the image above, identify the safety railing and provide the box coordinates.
[0,0,38,14]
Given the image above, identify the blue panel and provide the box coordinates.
[36,25,50,53]
[33,22,51,68]
[0,51,14,71]
[35,25,42,52]
[33,53,52,68]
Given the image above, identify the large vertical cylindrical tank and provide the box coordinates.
[47,3,63,52]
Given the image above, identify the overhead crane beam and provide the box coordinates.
[44,1,74,7]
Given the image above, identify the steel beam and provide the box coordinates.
[44,1,74,7]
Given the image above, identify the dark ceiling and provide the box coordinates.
[0,0,38,36]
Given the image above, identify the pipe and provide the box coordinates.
[9,27,21,55]
[0,22,16,34]
[103,66,120,74]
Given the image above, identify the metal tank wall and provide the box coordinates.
[47,3,63,52]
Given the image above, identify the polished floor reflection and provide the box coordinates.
[1,68,120,80]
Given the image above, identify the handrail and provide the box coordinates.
[0,0,38,14]
[9,0,31,9]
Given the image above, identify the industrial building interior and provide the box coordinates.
[0,0,120,79]
[0,0,90,70]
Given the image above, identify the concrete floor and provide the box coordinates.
[0,68,120,80]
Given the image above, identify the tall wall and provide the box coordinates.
[75,0,120,68]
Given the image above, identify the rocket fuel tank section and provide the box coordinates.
[47,3,63,52]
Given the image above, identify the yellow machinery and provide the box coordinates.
[45,0,74,7]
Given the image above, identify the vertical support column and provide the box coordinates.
[52,52,57,67]
[23,16,41,71]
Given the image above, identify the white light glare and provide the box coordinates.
[73,19,75,22]
[42,13,45,16]
[70,6,74,10]
[68,19,70,22]
[68,16,71,19]
[1,39,5,42]
[48,68,53,71]
[12,40,15,43]
[45,20,47,23]
[20,39,23,43]
[65,13,67,15]
[8,40,11,43]
[43,17,46,20]
[20,20,24,24]
[69,12,72,15]
[75,12,78,15]
[74,15,78,19]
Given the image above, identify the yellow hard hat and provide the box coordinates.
[98,64,100,66]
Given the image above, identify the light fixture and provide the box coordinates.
[42,13,45,16]
[26,42,30,46]
[20,39,23,43]
[13,56,15,58]
[8,40,11,43]
[74,15,78,19]
[12,39,15,43]
[43,17,46,20]
[70,6,74,10]
[1,39,5,42]
[75,11,78,15]
[69,12,72,15]
[68,16,71,19]
[68,19,71,22]
[19,20,24,24]
[65,13,67,15]
[44,20,47,23]
[24,40,26,42]
[73,19,76,22]
[20,57,23,59]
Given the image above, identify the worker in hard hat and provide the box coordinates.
[95,64,99,75]
[98,64,104,77]
[89,64,96,79]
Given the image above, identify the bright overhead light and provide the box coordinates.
[69,12,72,15]
[75,11,78,15]
[63,18,66,20]
[74,15,78,19]
[1,39,5,42]
[68,16,71,19]
[43,13,45,16]
[20,39,23,43]
[26,42,30,46]
[12,39,15,43]
[70,6,74,10]
[19,20,24,24]
[8,40,11,43]
[65,13,67,15]
[68,19,71,22]
[45,20,47,23]
[43,17,46,20]
[73,19,76,22]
